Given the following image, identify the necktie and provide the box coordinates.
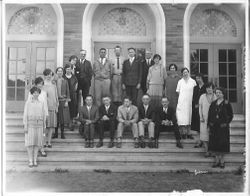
[117,57,120,69]
[88,107,91,119]
[126,108,130,120]
[101,58,104,65]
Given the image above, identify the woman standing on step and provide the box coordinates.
[43,69,59,147]
[208,87,233,168]
[23,86,47,167]
[64,64,78,131]
[53,67,71,139]
[198,82,216,157]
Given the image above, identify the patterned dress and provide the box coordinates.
[147,64,167,107]
[23,99,46,147]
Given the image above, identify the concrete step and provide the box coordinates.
[6,163,245,173]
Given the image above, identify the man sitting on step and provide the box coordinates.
[138,94,155,148]
[116,96,139,148]
[154,97,183,149]
[96,96,117,148]
[79,95,99,148]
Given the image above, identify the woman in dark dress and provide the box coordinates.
[208,87,233,168]
[64,64,78,131]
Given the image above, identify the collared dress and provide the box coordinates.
[43,81,59,128]
[146,64,167,108]
[176,77,197,126]
[23,99,46,147]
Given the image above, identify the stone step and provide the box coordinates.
[6,163,245,173]
[5,145,245,153]
[5,126,246,136]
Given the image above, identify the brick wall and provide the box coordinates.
[161,4,187,70]
[61,4,87,66]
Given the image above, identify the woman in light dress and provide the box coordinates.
[176,67,196,139]
[23,86,47,167]
[43,69,59,148]
[146,54,167,108]
[199,82,216,157]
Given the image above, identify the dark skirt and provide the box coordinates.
[191,107,200,132]
[208,122,230,153]
[58,100,70,125]
[69,92,78,118]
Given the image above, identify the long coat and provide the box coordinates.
[208,100,233,153]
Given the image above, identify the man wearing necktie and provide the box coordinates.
[122,47,142,105]
[93,48,112,106]
[141,50,154,94]
[75,49,93,107]
[154,97,183,149]
[97,96,117,148]
[111,46,124,107]
[117,96,139,148]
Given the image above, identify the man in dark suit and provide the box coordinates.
[96,96,117,148]
[122,47,142,105]
[75,49,93,103]
[79,95,99,148]
[138,94,155,148]
[141,50,154,94]
[155,97,183,149]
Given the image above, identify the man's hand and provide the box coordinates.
[85,120,92,125]
[124,120,130,126]
[122,84,126,90]
[136,83,141,89]
[64,102,68,107]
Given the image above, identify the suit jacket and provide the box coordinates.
[117,105,138,123]
[138,104,155,121]
[79,105,99,124]
[154,106,177,126]
[93,58,112,80]
[141,58,154,91]
[122,58,142,86]
[99,104,117,122]
[75,59,93,84]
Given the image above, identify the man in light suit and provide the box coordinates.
[141,50,154,94]
[116,96,139,148]
[93,48,112,106]
[122,47,142,105]
[111,45,125,107]
[75,49,93,103]
[79,95,99,148]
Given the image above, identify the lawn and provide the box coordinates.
[5,171,245,192]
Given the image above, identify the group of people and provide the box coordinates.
[23,46,234,169]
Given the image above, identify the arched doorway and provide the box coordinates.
[184,4,245,113]
[82,4,166,64]
[5,4,64,112]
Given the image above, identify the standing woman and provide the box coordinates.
[165,64,181,111]
[64,64,78,131]
[53,67,71,139]
[199,82,216,157]
[68,55,78,75]
[208,87,233,168]
[176,67,196,139]
[146,54,167,108]
[23,86,46,167]
[43,68,59,147]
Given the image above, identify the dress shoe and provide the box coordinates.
[148,138,154,148]
[116,142,122,148]
[47,144,52,148]
[187,135,194,139]
[220,162,225,168]
[134,138,139,148]
[108,140,114,148]
[85,140,90,148]
[212,162,220,168]
[40,150,47,157]
[176,141,183,149]
[52,133,58,139]
[155,140,159,148]
[89,140,94,148]
[194,143,202,148]
[96,140,103,148]
[140,140,146,148]
[28,161,33,168]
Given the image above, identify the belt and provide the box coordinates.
[113,74,121,76]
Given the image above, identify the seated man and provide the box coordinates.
[155,97,183,149]
[138,94,155,148]
[79,95,99,148]
[117,96,139,148]
[97,96,117,148]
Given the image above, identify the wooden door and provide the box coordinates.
[6,41,57,112]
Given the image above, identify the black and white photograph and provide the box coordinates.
[1,0,249,194]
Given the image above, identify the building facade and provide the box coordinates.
[5,3,246,113]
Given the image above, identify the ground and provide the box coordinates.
[5,171,245,192]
